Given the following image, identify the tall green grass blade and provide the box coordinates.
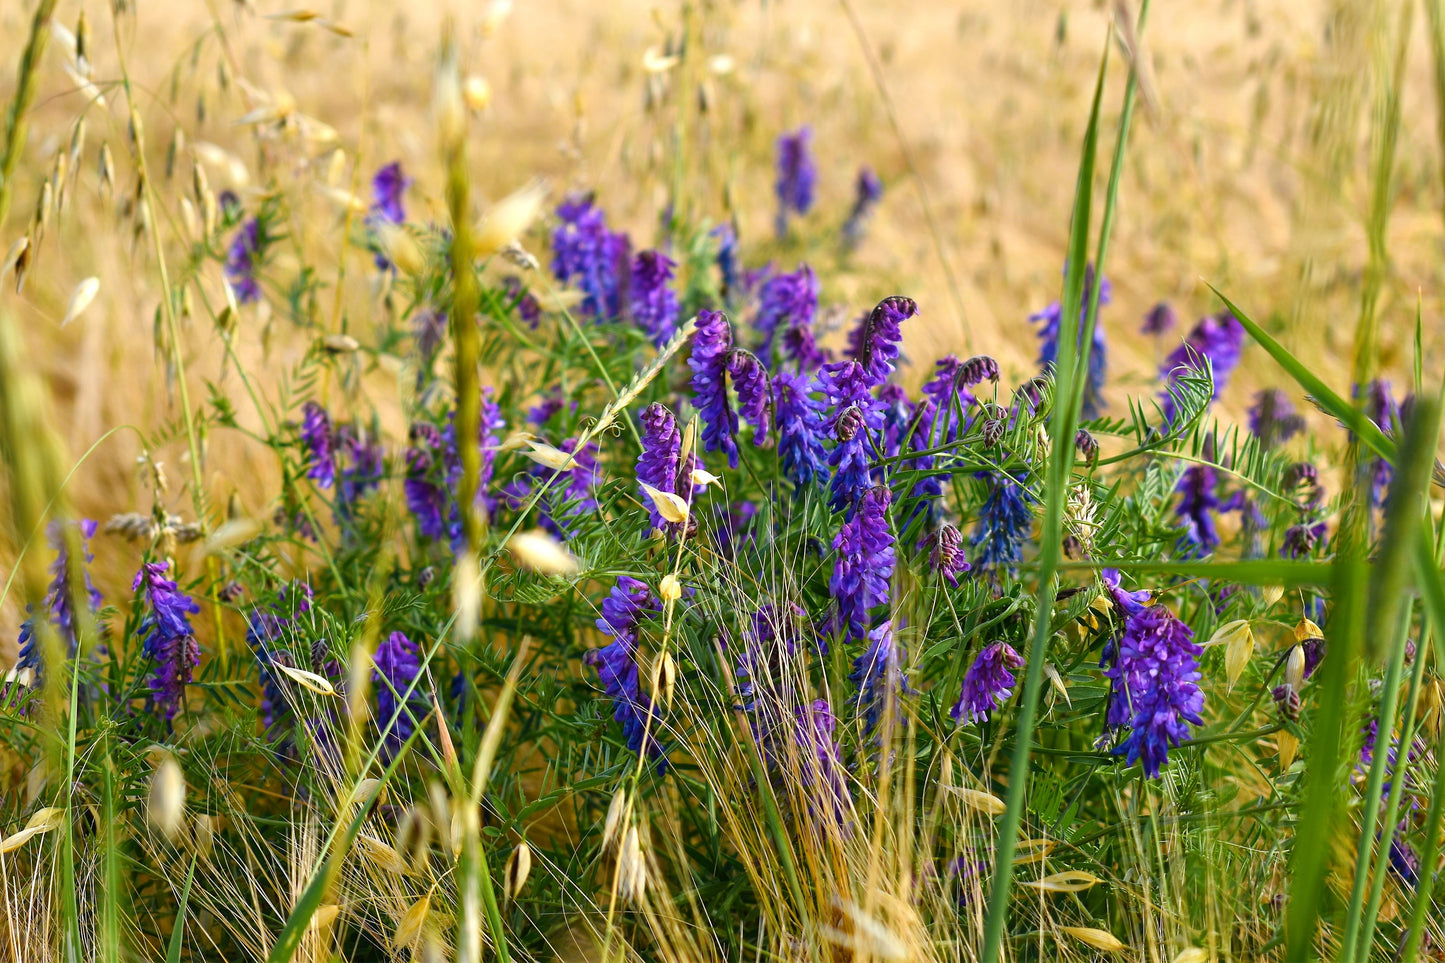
[1207,286,1396,463]
[1401,532,1445,958]
[980,29,1110,963]
[165,856,197,963]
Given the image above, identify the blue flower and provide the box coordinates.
[225,218,264,303]
[1360,379,1399,510]
[638,402,682,533]
[691,310,739,468]
[1141,301,1176,336]
[551,195,630,320]
[971,472,1032,571]
[842,166,883,250]
[300,402,336,488]
[774,370,829,488]
[334,424,384,522]
[951,642,1024,725]
[852,296,917,388]
[819,360,883,515]
[584,577,666,765]
[1159,312,1246,423]
[754,265,822,369]
[925,523,971,588]
[373,630,426,761]
[1175,464,1220,555]
[371,162,411,224]
[134,561,201,723]
[729,350,771,447]
[1101,569,1205,778]
[15,520,103,688]
[712,222,741,304]
[1247,388,1305,449]
[831,485,895,642]
[1031,266,1110,418]
[848,619,907,734]
[404,423,448,541]
[774,127,818,237]
[630,250,680,346]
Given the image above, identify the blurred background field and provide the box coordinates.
[0,0,1439,637]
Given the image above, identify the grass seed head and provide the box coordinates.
[148,755,186,840]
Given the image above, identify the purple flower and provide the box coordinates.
[774,127,818,237]
[729,350,771,446]
[926,523,971,587]
[842,166,883,250]
[16,520,103,686]
[920,354,997,444]
[774,370,828,487]
[373,630,425,761]
[630,250,680,346]
[480,386,506,516]
[853,296,917,388]
[848,619,907,734]
[819,360,883,515]
[1388,825,1421,887]
[503,277,542,328]
[831,486,895,642]
[551,195,630,320]
[691,310,739,468]
[793,698,849,816]
[1141,301,1177,336]
[300,402,336,488]
[134,561,201,723]
[877,384,914,462]
[584,577,666,764]
[414,309,448,363]
[754,265,822,369]
[1248,388,1305,449]
[335,424,385,521]
[225,217,264,304]
[1031,267,1110,419]
[638,403,682,532]
[1175,465,1220,554]
[712,222,741,303]
[370,162,411,224]
[1282,521,1327,559]
[404,424,448,541]
[951,642,1024,725]
[1101,569,1205,778]
[1361,379,1399,509]
[537,438,598,540]
[1159,312,1246,423]
[971,472,1032,571]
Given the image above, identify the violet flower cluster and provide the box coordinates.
[551,195,630,320]
[630,250,680,346]
[1159,311,1246,424]
[225,217,264,304]
[135,560,202,723]
[584,576,666,766]
[951,642,1024,725]
[373,630,426,761]
[774,127,817,237]
[1030,265,1111,419]
[830,485,895,642]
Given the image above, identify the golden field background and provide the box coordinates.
[0,0,1439,642]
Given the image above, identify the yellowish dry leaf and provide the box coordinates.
[1172,948,1209,963]
[1060,926,1127,952]
[355,834,410,875]
[272,661,338,696]
[1021,870,1101,893]
[392,890,432,951]
[508,529,579,575]
[946,786,1006,816]
[639,482,689,523]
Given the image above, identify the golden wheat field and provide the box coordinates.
[2,0,1442,628]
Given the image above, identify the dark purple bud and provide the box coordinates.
[981,419,1005,448]
[1074,429,1098,463]
[835,405,865,443]
[1141,301,1177,336]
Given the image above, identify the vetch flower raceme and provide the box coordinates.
[135,561,201,723]
[774,127,817,237]
[925,523,971,587]
[370,161,410,224]
[712,222,741,303]
[728,350,772,446]
[1248,388,1305,449]
[773,370,828,488]
[819,360,882,515]
[630,250,680,346]
[225,217,264,303]
[15,520,103,688]
[754,265,822,369]
[1159,311,1246,423]
[1175,464,1220,555]
[951,642,1024,725]
[1100,569,1205,778]
[691,310,740,468]
[848,619,908,734]
[1141,301,1177,336]
[637,403,683,533]
[852,296,917,388]
[404,423,448,541]
[584,576,666,766]
[971,472,1032,571]
[1031,265,1110,419]
[842,166,883,250]
[335,423,385,522]
[300,401,336,488]
[373,630,426,761]
[831,485,895,642]
[551,195,630,320]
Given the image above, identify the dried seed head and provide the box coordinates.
[99,143,116,196]
[509,529,579,575]
[166,127,185,181]
[474,182,547,258]
[639,483,689,523]
[34,181,53,241]
[1283,644,1306,691]
[658,573,682,602]
[504,841,533,899]
[602,788,627,850]
[374,222,424,275]
[652,651,676,709]
[69,119,86,168]
[617,825,647,901]
[2,236,29,290]
[454,551,481,642]
[51,153,69,215]
[1294,618,1323,644]
[62,277,100,327]
[320,333,360,353]
[190,813,216,860]
[148,755,186,840]
[463,75,492,112]
[179,197,200,241]
[75,11,91,72]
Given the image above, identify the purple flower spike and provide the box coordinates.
[16,520,103,687]
[1361,379,1399,510]
[848,619,908,734]
[819,360,883,515]
[300,402,336,488]
[225,218,264,304]
[135,561,201,723]
[755,265,822,370]
[630,250,680,346]
[971,472,1032,571]
[854,296,917,387]
[1031,266,1110,419]
[831,486,895,642]
[638,403,682,532]
[842,166,883,250]
[774,127,818,237]
[951,642,1024,725]
[370,162,411,224]
[336,424,385,521]
[1248,388,1305,449]
[551,195,630,320]
[729,350,772,446]
[926,523,971,587]
[712,222,741,303]
[584,576,666,765]
[691,310,739,468]
[1141,301,1177,336]
[1159,312,1246,423]
[1100,569,1205,778]
[774,370,829,487]
[921,353,996,444]
[1175,464,1220,555]
[373,630,426,761]
[404,424,447,541]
